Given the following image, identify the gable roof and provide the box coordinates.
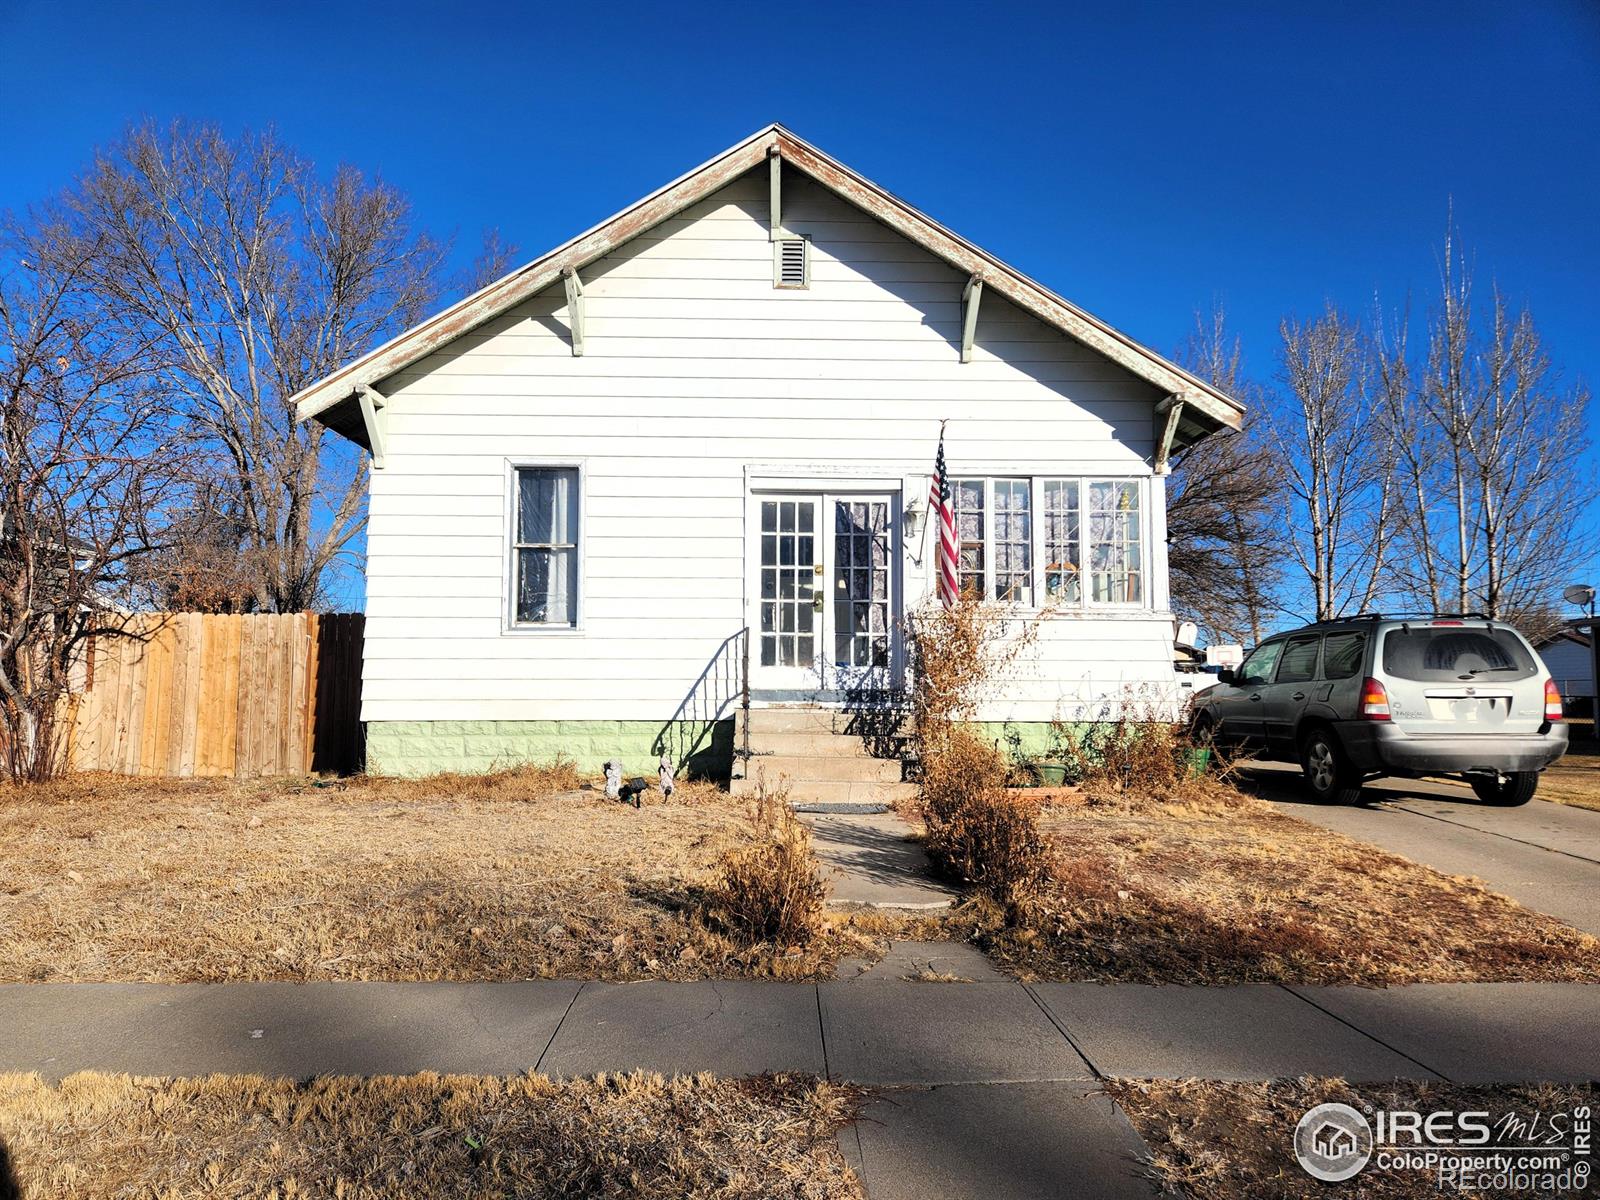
[1537,624,1592,649]
[294,124,1245,449]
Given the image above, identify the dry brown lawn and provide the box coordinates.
[1541,721,1600,812]
[979,790,1600,985]
[0,769,894,983]
[1541,751,1600,813]
[0,1069,865,1199]
[1108,1077,1596,1200]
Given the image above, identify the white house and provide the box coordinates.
[293,125,1243,782]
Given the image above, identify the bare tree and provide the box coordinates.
[459,227,521,295]
[0,217,187,780]
[1272,304,1397,620]
[57,122,444,612]
[1388,224,1593,619]
[1166,310,1283,643]
[133,481,260,612]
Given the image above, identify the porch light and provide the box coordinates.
[903,495,925,539]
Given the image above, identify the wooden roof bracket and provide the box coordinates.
[1155,395,1185,474]
[562,267,586,357]
[357,384,388,470]
[961,275,985,363]
[768,146,794,242]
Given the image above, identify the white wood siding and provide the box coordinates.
[366,171,1176,723]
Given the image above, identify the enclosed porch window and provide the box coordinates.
[947,476,1146,610]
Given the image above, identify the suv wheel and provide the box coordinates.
[1470,772,1539,807]
[1301,729,1362,805]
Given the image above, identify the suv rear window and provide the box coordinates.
[1381,626,1537,683]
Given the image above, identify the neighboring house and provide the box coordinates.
[1536,625,1596,712]
[294,125,1243,779]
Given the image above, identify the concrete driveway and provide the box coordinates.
[1242,762,1600,935]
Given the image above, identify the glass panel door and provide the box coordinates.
[828,496,897,691]
[755,496,821,687]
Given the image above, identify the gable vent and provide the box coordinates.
[775,237,808,287]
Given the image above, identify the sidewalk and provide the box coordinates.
[4,974,1598,1199]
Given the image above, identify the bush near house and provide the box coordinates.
[704,787,828,948]
[905,597,1050,916]
[918,726,1047,916]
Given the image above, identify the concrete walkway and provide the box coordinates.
[4,976,1599,1199]
[806,811,957,909]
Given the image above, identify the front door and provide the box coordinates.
[753,495,824,690]
[751,492,900,694]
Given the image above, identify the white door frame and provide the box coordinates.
[745,480,905,698]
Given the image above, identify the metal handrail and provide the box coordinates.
[739,625,751,775]
[651,627,750,778]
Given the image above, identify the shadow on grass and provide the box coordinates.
[982,883,1355,986]
[624,879,708,918]
[0,1137,19,1200]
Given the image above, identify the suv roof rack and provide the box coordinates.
[1294,611,1492,631]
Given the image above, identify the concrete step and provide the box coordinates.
[733,776,918,805]
[737,730,885,758]
[743,754,905,785]
[740,706,911,737]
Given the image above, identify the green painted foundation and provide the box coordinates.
[365,717,1081,781]
[970,722,1065,762]
[365,719,734,781]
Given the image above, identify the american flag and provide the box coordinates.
[930,424,957,608]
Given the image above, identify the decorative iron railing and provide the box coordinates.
[652,627,749,781]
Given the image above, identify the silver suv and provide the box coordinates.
[1191,615,1569,806]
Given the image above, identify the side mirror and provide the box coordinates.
[1217,667,1237,686]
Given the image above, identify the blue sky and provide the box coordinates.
[3,0,1597,610]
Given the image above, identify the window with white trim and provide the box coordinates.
[952,479,986,598]
[1086,479,1143,604]
[946,476,1146,609]
[992,479,1032,602]
[513,466,580,626]
[1042,479,1081,603]
[952,478,1032,604]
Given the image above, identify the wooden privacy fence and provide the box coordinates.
[65,612,364,777]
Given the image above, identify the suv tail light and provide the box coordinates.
[1546,679,1564,722]
[1360,678,1391,721]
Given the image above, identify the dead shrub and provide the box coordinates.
[905,596,1038,732]
[1053,687,1233,806]
[919,726,1048,916]
[906,597,1048,916]
[704,785,826,948]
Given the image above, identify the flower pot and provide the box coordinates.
[1185,747,1213,777]
[1036,762,1069,787]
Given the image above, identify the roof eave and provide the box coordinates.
[294,124,786,426]
[297,123,1243,438]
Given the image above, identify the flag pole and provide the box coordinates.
[918,419,944,570]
